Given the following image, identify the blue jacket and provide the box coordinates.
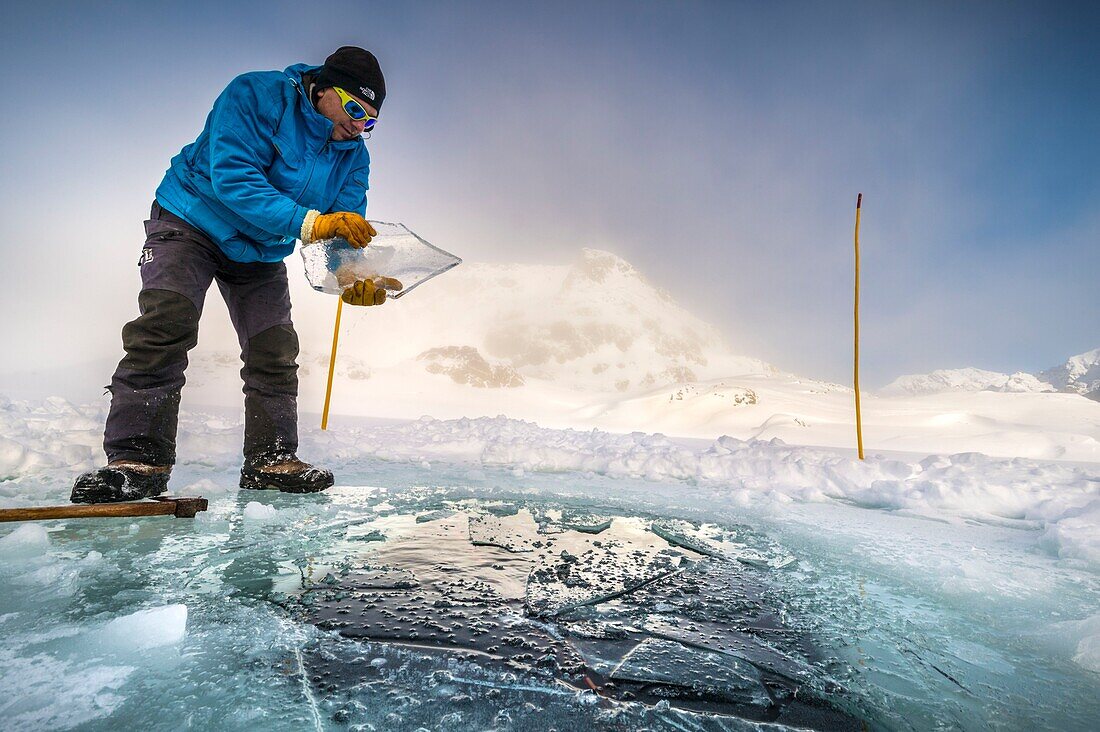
[155,63,370,263]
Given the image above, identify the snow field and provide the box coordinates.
[2,394,1097,572]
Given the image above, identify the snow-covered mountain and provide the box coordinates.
[881,368,1054,396]
[881,348,1100,401]
[1040,348,1100,401]
[190,247,774,396]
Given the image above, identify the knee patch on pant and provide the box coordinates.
[243,324,299,392]
[120,289,200,373]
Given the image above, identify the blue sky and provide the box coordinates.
[0,0,1097,385]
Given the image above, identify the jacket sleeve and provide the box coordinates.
[207,76,310,238]
[328,153,371,217]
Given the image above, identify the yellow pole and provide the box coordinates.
[853,193,865,460]
[321,297,343,430]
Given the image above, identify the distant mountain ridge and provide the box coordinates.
[1039,348,1100,400]
[881,348,1100,400]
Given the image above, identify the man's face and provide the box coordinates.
[316,87,378,141]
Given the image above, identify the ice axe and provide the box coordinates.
[0,496,209,523]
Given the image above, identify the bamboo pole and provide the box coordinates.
[321,297,344,430]
[853,193,865,460]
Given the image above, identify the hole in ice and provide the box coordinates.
[283,496,860,727]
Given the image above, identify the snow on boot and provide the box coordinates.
[240,458,334,494]
[70,462,171,504]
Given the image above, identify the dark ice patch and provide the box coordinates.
[285,499,863,728]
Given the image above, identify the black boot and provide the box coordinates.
[71,462,171,504]
[240,457,333,494]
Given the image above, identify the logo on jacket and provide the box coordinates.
[138,248,155,267]
[359,86,375,101]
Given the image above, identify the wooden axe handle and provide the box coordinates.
[0,497,208,523]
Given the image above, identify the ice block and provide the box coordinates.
[301,221,461,299]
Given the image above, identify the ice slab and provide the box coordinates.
[525,542,682,618]
[416,509,456,524]
[468,510,543,553]
[300,221,461,299]
[301,517,588,675]
[316,566,418,591]
[611,638,771,707]
[650,519,727,558]
[100,605,188,651]
[650,519,796,568]
[347,528,387,543]
[641,614,814,684]
[242,501,278,522]
[0,524,50,559]
[559,510,614,535]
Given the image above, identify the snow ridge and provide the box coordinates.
[2,396,1096,570]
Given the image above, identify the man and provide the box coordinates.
[71,46,393,504]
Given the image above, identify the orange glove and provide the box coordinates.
[304,211,377,248]
[341,277,404,306]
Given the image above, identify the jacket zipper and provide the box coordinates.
[288,75,336,203]
[298,140,328,203]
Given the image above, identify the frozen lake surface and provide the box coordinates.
[0,399,1098,730]
[2,456,1098,731]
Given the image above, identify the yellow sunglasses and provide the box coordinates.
[332,87,377,130]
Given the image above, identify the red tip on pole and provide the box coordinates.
[856,193,862,209]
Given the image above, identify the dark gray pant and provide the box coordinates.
[104,202,299,467]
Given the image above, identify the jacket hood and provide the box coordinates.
[283,63,322,84]
[283,63,363,150]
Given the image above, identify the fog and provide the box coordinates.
[1,1,1096,390]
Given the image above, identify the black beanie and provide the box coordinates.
[315,46,386,111]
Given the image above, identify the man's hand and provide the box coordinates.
[341,277,403,306]
[307,211,377,248]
